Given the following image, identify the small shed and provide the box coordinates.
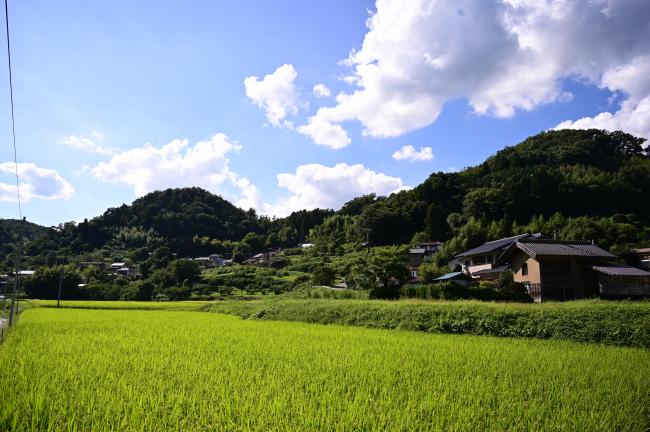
[433,272,470,286]
[591,264,650,298]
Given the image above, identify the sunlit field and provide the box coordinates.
[1,308,648,431]
[29,299,214,311]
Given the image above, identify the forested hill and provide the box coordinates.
[0,188,333,270]
[40,188,269,258]
[310,129,650,251]
[1,129,648,270]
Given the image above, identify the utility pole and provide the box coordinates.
[363,228,372,254]
[56,260,64,308]
[8,221,24,327]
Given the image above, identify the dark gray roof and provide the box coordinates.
[591,264,650,277]
[514,240,614,259]
[457,234,535,257]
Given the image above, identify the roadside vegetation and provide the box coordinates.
[1,308,648,431]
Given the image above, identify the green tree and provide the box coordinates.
[169,259,201,286]
[311,264,335,286]
[425,203,450,241]
[23,265,82,300]
[418,262,448,283]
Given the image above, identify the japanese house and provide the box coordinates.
[499,239,650,301]
[456,233,540,278]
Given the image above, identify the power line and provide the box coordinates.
[3,0,20,217]
[4,0,24,327]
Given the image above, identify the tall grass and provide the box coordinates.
[209,298,650,348]
[0,308,648,431]
[283,286,369,300]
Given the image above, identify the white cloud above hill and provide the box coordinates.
[269,162,407,216]
[556,55,650,139]
[90,134,405,216]
[293,0,650,144]
[91,133,250,199]
[0,162,74,202]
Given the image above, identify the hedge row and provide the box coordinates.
[209,299,650,348]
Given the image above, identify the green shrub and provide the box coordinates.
[311,264,335,286]
[209,299,650,348]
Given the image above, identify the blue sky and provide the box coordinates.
[1,0,648,226]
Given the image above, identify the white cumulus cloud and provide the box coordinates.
[244,64,299,127]
[269,162,407,216]
[0,162,74,202]
[90,133,263,207]
[392,145,434,161]
[313,84,332,98]
[297,114,351,149]
[299,0,650,144]
[88,132,407,217]
[556,97,650,139]
[555,55,650,139]
[60,132,115,155]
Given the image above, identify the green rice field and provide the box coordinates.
[30,299,213,311]
[1,307,648,431]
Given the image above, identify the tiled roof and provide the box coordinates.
[591,264,650,277]
[457,234,535,257]
[515,240,614,259]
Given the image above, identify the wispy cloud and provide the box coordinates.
[60,132,115,155]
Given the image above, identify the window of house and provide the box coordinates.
[522,262,528,276]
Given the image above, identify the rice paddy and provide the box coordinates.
[1,307,648,431]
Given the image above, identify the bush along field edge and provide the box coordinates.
[207,299,650,349]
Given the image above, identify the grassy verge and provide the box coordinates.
[30,299,214,311]
[208,298,650,348]
[1,308,648,431]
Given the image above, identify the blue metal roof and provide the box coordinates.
[434,271,465,281]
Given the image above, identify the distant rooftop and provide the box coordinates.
[591,264,650,277]
[457,233,537,257]
[512,239,614,259]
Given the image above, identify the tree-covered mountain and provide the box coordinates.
[1,128,648,272]
[318,129,650,249]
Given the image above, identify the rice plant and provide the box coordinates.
[0,308,648,431]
